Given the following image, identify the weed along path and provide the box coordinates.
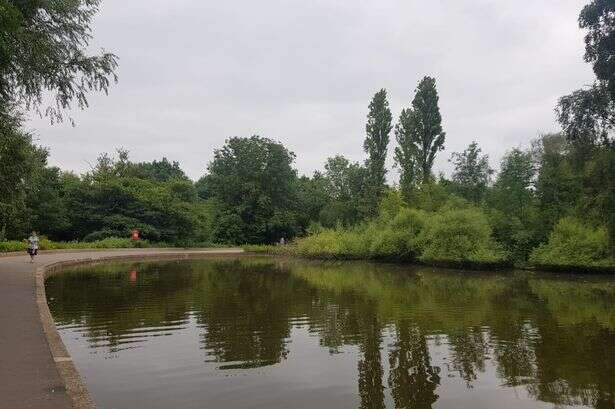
[0,248,243,409]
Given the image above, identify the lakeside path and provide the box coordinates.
[0,248,243,409]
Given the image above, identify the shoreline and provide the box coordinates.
[242,245,615,274]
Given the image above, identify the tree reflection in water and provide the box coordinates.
[388,321,440,409]
[47,257,615,409]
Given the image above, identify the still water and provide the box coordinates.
[46,257,615,409]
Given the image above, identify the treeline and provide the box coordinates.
[1,144,213,245]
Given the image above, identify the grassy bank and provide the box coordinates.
[0,237,218,253]
[0,237,151,253]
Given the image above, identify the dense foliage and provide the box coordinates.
[200,136,299,244]
[293,193,507,268]
[0,0,118,122]
[1,145,213,245]
[530,218,614,271]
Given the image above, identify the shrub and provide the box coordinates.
[0,241,27,252]
[487,209,544,263]
[296,227,368,259]
[368,208,427,260]
[294,206,508,268]
[417,208,507,267]
[529,218,613,270]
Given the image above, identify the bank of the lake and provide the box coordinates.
[0,237,220,253]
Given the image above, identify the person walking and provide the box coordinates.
[27,231,39,263]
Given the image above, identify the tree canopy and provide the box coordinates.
[0,0,118,122]
[204,136,298,244]
[449,141,493,204]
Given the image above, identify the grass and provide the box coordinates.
[0,236,229,253]
[0,237,152,253]
[241,244,295,256]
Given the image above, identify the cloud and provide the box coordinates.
[27,0,594,180]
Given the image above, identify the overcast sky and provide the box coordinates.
[27,0,594,181]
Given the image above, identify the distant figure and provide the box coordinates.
[131,229,140,241]
[27,231,39,263]
[279,237,286,246]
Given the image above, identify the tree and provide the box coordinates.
[532,134,581,233]
[491,149,535,219]
[579,0,615,100]
[295,172,330,233]
[395,76,446,201]
[56,150,209,243]
[130,158,189,182]
[487,148,540,261]
[0,118,47,239]
[364,89,392,214]
[0,0,118,122]
[63,176,201,243]
[320,155,368,226]
[25,166,70,240]
[205,136,298,244]
[556,84,613,159]
[449,141,493,204]
[554,1,615,253]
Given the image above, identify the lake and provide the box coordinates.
[46,257,615,409]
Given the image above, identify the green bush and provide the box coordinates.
[296,227,368,259]
[294,205,508,268]
[0,241,27,252]
[487,209,544,263]
[368,208,427,260]
[529,218,614,270]
[416,208,507,267]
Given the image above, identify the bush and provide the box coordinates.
[296,227,368,259]
[487,209,544,263]
[368,208,427,260]
[294,205,508,268]
[0,241,27,252]
[416,208,508,267]
[529,218,614,271]
[295,207,428,261]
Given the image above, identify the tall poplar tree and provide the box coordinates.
[395,76,446,200]
[364,89,392,214]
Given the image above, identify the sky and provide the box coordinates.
[27,0,595,181]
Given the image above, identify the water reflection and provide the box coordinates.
[46,258,615,409]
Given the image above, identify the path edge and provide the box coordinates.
[35,250,244,409]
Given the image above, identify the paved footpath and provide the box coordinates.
[0,248,242,409]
